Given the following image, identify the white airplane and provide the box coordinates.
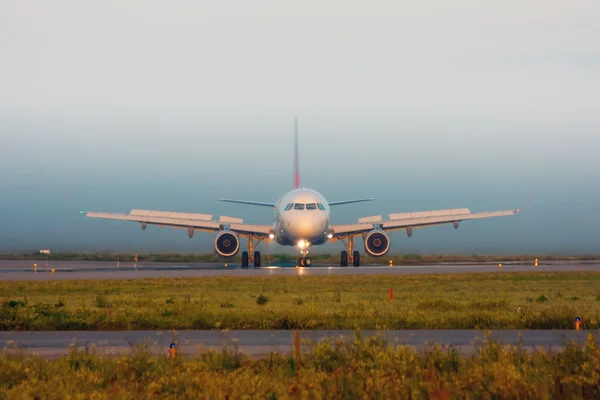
[84,120,519,267]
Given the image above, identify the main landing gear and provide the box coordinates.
[241,251,262,268]
[241,236,267,268]
[339,234,360,267]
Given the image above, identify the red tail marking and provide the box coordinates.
[293,116,300,189]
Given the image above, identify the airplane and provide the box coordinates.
[84,119,520,268]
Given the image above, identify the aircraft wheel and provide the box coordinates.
[341,251,348,267]
[299,258,305,267]
[304,257,312,267]
[241,251,249,268]
[353,251,360,267]
[254,251,261,268]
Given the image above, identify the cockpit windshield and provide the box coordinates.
[285,202,326,211]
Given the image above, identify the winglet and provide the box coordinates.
[294,116,300,189]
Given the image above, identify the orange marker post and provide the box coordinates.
[534,258,539,267]
[294,329,301,371]
[169,342,176,358]
[389,287,393,302]
[51,269,55,274]
[575,317,581,330]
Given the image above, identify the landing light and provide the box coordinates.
[327,233,333,239]
[269,233,275,240]
[298,240,306,248]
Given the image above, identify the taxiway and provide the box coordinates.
[0,260,597,281]
[1,330,595,358]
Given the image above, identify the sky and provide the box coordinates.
[1,0,599,255]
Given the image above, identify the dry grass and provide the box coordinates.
[1,333,600,399]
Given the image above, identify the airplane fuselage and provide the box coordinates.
[273,188,331,249]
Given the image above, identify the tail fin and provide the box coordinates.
[294,116,300,189]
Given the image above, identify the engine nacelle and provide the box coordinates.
[214,231,240,257]
[364,230,391,257]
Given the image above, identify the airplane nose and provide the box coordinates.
[296,216,327,238]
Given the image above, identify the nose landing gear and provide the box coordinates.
[299,256,312,267]
[297,245,312,267]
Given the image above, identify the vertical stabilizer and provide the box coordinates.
[294,116,300,189]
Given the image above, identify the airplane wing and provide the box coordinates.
[217,199,276,207]
[84,209,272,237]
[331,207,519,237]
[328,198,376,206]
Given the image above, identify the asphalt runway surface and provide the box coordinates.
[0,260,598,281]
[1,330,596,358]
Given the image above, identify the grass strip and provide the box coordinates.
[2,272,600,330]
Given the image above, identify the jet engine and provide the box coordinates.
[214,231,240,257]
[364,230,391,257]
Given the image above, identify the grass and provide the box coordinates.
[2,272,600,330]
[1,333,600,398]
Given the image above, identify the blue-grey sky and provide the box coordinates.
[1,1,599,255]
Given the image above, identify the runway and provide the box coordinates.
[1,330,595,358]
[0,260,598,280]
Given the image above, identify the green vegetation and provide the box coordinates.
[2,333,600,398]
[2,251,600,264]
[2,272,600,330]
